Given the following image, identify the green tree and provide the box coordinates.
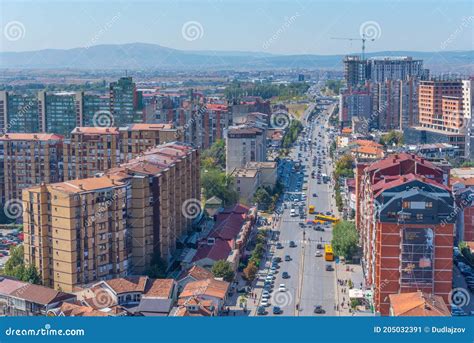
[331,220,359,260]
[334,154,355,179]
[201,140,226,170]
[243,261,258,282]
[253,187,271,209]
[2,245,41,284]
[379,130,404,147]
[201,169,238,205]
[146,253,167,279]
[211,260,235,282]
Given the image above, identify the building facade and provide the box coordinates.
[356,153,455,315]
[0,133,64,206]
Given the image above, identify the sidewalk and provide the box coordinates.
[334,262,373,316]
[225,217,281,316]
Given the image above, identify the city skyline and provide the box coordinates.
[1,0,473,55]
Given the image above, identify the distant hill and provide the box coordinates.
[0,43,472,72]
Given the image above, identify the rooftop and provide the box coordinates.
[180,278,229,300]
[72,127,120,135]
[389,291,450,316]
[0,133,64,141]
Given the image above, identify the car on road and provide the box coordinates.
[282,272,290,279]
[276,243,284,249]
[278,284,286,292]
[273,306,283,315]
[314,305,325,314]
[272,256,281,263]
[314,226,325,232]
[312,193,317,197]
[289,241,297,248]
[260,299,270,307]
[325,264,334,271]
[257,306,267,315]
[237,286,251,293]
[315,251,322,257]
[285,255,292,261]
[317,243,323,249]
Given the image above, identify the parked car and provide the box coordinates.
[273,306,283,315]
[325,264,334,271]
[315,251,322,257]
[282,272,290,279]
[314,305,325,314]
[289,241,297,248]
[257,306,266,315]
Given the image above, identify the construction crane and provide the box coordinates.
[331,34,375,60]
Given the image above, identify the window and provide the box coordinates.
[425,202,433,208]
[402,201,410,209]
[416,213,424,220]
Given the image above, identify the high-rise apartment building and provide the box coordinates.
[82,94,110,127]
[107,142,200,269]
[343,56,370,88]
[368,57,427,83]
[356,153,455,315]
[0,133,64,205]
[462,79,474,159]
[339,87,372,128]
[38,91,82,137]
[22,142,200,290]
[109,77,137,126]
[0,91,40,134]
[63,127,121,180]
[22,176,130,292]
[225,116,268,174]
[119,123,180,161]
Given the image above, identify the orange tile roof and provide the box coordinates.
[178,265,214,282]
[127,123,175,131]
[389,291,450,316]
[353,145,384,157]
[143,279,175,298]
[55,302,109,317]
[72,127,120,135]
[50,175,126,194]
[342,128,352,134]
[179,278,229,300]
[0,133,64,141]
[352,139,382,148]
[105,277,148,294]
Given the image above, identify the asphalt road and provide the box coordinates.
[261,101,338,316]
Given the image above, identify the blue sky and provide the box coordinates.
[1,0,473,54]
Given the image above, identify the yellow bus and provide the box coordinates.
[324,244,334,261]
[309,205,315,214]
[315,214,340,223]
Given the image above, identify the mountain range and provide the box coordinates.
[1,43,472,72]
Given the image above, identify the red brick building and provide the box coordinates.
[356,153,455,315]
